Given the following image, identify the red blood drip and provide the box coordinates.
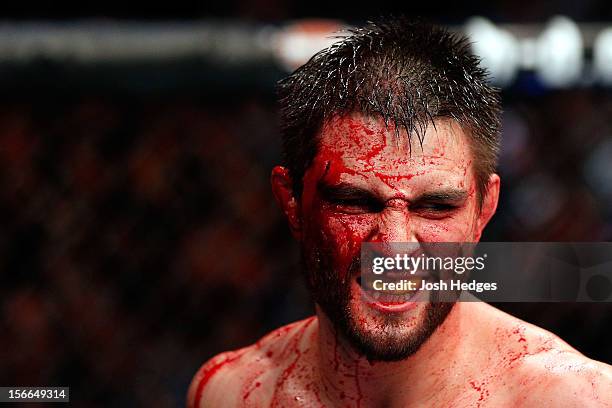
[242,377,263,401]
[345,117,374,147]
[194,350,246,406]
[372,170,422,189]
[270,318,315,406]
[469,379,490,405]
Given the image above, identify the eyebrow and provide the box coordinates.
[317,182,376,200]
[415,189,468,203]
[318,181,468,203]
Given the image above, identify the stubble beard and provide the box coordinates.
[301,244,455,362]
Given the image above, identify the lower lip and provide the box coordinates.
[366,299,419,313]
[357,281,423,313]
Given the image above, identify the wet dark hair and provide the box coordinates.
[277,17,501,206]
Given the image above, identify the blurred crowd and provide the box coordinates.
[0,87,611,406]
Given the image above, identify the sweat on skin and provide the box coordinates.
[189,15,612,405]
[188,114,611,407]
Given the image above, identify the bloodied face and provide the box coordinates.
[273,112,498,361]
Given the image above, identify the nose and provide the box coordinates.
[365,199,422,265]
[371,198,416,244]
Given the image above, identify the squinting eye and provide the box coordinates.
[422,203,456,211]
[412,203,458,218]
[331,199,383,214]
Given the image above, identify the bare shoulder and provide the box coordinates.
[469,303,612,407]
[515,350,612,407]
[187,316,318,408]
[186,347,251,407]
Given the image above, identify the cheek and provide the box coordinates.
[308,209,376,278]
[414,220,466,241]
[414,210,479,242]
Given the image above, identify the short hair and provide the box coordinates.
[277,17,501,207]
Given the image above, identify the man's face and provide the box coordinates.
[296,113,491,361]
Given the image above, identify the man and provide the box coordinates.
[188,18,612,407]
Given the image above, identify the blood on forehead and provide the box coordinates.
[307,113,475,195]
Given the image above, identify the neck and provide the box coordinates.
[314,303,466,408]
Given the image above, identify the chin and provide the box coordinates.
[336,279,441,361]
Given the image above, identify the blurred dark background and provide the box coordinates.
[1,0,610,22]
[1,1,611,407]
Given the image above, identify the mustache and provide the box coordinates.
[305,243,454,290]
[366,248,446,280]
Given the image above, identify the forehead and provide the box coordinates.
[319,113,470,160]
[313,113,474,191]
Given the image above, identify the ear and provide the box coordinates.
[474,173,500,241]
[271,166,302,240]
